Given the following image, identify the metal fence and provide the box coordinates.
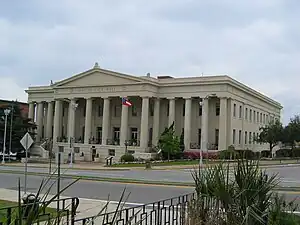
[0,196,79,225]
[74,193,195,225]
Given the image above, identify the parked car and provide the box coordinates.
[183,150,219,160]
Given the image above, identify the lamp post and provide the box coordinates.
[69,102,78,167]
[2,109,11,164]
[124,140,129,154]
[199,94,216,166]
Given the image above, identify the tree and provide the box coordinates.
[282,115,300,155]
[0,101,36,153]
[256,119,283,157]
[179,129,184,152]
[158,122,180,160]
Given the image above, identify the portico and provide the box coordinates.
[26,63,282,162]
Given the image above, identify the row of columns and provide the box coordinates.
[29,96,228,151]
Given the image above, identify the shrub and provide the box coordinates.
[120,153,135,162]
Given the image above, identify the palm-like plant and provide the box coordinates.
[189,158,298,225]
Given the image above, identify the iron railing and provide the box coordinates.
[74,193,195,225]
[0,196,79,225]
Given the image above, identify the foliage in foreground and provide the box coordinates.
[188,159,299,225]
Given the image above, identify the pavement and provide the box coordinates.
[2,159,300,171]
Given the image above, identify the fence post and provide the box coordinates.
[71,198,76,225]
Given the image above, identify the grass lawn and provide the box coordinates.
[0,199,59,223]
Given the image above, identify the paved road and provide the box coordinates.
[0,173,193,204]
[1,165,300,187]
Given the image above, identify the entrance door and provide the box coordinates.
[97,127,102,144]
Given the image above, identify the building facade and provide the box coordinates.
[26,63,282,161]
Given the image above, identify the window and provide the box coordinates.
[150,103,154,116]
[239,106,242,118]
[167,103,169,116]
[238,130,242,144]
[98,105,103,117]
[108,149,115,156]
[130,127,138,140]
[253,132,255,143]
[132,105,137,116]
[260,113,262,123]
[198,129,201,146]
[83,107,86,117]
[97,127,102,143]
[183,103,185,116]
[253,110,256,122]
[114,106,121,117]
[62,107,65,117]
[199,105,202,116]
[216,103,220,116]
[245,108,248,120]
[215,129,219,146]
[257,112,259,123]
[263,114,266,124]
[266,115,269,123]
[113,127,120,141]
[245,131,247,144]
[250,109,252,122]
[249,132,252,144]
[233,104,236,117]
[233,129,236,144]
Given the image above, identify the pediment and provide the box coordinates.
[54,68,143,87]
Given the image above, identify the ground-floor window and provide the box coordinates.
[130,127,138,140]
[113,127,120,140]
[198,129,201,147]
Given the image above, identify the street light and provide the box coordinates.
[199,94,216,166]
[124,140,129,154]
[69,102,78,167]
[2,109,11,164]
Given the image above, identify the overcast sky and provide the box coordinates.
[0,0,299,124]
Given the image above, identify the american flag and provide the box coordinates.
[121,97,132,106]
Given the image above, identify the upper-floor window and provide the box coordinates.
[233,129,236,144]
[233,104,236,117]
[98,105,103,117]
[183,103,185,116]
[257,112,259,123]
[245,108,248,120]
[260,113,262,123]
[266,115,269,123]
[253,110,256,122]
[216,103,220,116]
[238,130,242,144]
[245,131,247,144]
[199,105,202,116]
[132,105,137,116]
[249,109,252,122]
[239,106,242,118]
[249,132,252,144]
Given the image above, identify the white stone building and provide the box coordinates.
[26,63,282,162]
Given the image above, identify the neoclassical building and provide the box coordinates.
[26,63,282,161]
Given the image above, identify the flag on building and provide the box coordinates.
[121,97,132,106]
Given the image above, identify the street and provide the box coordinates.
[0,173,193,204]
[1,165,300,187]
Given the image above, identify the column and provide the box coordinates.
[184,98,192,150]
[168,98,176,127]
[36,102,44,142]
[46,101,54,139]
[53,100,62,143]
[84,98,93,144]
[140,97,150,149]
[201,98,209,150]
[152,98,160,146]
[68,99,77,141]
[219,97,228,150]
[102,97,110,145]
[28,102,35,120]
[120,98,129,147]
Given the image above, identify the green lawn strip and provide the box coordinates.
[0,199,59,223]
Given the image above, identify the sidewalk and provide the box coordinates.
[0,188,121,219]
[1,159,300,171]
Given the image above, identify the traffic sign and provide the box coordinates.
[20,132,34,150]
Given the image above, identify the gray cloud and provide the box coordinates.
[0,0,299,124]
